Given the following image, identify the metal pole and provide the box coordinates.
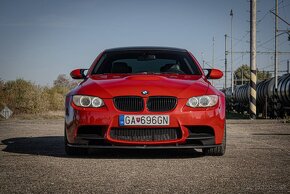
[274,0,278,89]
[201,52,204,69]
[212,36,215,68]
[241,69,244,85]
[250,0,257,119]
[224,34,228,88]
[212,36,215,86]
[265,96,268,119]
[230,9,234,95]
[287,60,290,73]
[274,0,278,118]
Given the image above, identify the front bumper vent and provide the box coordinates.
[110,127,181,142]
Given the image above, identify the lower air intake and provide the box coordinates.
[110,128,181,142]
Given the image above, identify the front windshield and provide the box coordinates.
[92,51,201,75]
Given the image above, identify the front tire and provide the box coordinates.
[202,126,226,156]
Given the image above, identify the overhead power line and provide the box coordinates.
[270,10,290,26]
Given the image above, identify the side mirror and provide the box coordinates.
[70,69,88,79]
[205,69,223,79]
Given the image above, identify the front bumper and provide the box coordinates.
[65,98,225,148]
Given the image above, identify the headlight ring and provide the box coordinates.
[186,95,218,108]
[73,95,104,108]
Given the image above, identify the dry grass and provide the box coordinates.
[0,111,65,121]
[0,79,70,116]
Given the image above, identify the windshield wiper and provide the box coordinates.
[160,72,181,75]
[134,72,161,75]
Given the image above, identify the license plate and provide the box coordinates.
[119,115,170,126]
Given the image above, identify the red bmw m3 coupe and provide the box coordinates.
[65,47,226,156]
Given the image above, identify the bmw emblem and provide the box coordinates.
[141,90,149,95]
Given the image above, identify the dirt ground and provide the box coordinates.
[0,118,289,193]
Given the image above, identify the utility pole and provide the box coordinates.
[241,69,244,85]
[224,34,228,89]
[250,0,257,119]
[201,52,205,69]
[274,0,278,118]
[287,60,290,73]
[230,9,234,95]
[274,0,278,90]
[212,36,215,86]
[212,36,215,68]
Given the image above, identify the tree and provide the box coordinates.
[0,78,4,109]
[234,64,272,85]
[53,74,78,89]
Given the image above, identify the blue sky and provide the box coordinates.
[0,0,289,89]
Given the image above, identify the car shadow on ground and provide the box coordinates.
[1,136,204,159]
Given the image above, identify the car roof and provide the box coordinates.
[105,46,188,53]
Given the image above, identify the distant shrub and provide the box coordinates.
[1,79,49,114]
[44,86,70,111]
[0,79,5,110]
[0,75,77,115]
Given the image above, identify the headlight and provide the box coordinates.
[73,95,104,108]
[186,95,218,108]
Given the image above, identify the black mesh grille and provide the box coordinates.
[110,128,181,142]
[114,96,144,112]
[147,96,177,112]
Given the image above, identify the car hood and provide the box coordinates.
[75,74,209,98]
